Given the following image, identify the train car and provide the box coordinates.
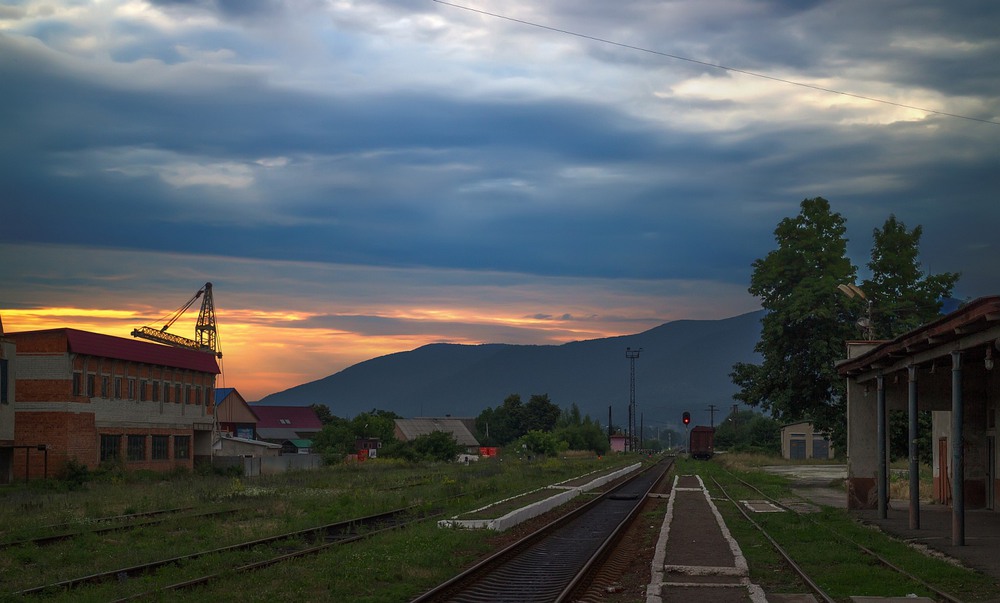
[688,426,715,460]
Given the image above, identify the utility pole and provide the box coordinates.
[707,404,719,427]
[626,347,642,453]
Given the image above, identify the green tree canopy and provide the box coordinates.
[475,394,526,445]
[862,214,960,339]
[863,215,958,464]
[730,197,858,439]
[523,394,561,432]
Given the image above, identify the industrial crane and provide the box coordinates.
[131,282,222,358]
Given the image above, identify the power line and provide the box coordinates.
[431,0,1000,127]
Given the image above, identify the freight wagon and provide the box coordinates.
[688,426,715,460]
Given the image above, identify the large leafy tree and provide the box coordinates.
[863,215,959,464]
[862,215,960,340]
[523,394,561,432]
[731,198,858,438]
[475,394,526,445]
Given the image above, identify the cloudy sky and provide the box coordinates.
[2,0,998,402]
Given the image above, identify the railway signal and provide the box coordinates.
[682,411,690,426]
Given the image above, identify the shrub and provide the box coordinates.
[60,457,91,490]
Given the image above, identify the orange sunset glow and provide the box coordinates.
[1,303,633,402]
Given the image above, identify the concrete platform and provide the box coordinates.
[857,500,1000,583]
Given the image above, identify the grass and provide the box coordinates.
[0,454,639,600]
[684,456,1000,602]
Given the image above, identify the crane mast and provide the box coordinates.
[131,282,222,358]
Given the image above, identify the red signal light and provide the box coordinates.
[682,411,691,425]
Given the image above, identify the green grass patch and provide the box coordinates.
[679,457,1000,602]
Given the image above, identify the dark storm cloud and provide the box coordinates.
[2,0,998,303]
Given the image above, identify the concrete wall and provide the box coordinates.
[215,453,323,477]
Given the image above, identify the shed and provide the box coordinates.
[780,421,834,460]
[215,433,281,457]
[282,439,314,455]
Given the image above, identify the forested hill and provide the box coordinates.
[257,310,764,427]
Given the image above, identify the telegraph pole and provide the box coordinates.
[626,347,642,452]
[707,404,719,427]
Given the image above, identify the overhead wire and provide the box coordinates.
[431,0,1000,127]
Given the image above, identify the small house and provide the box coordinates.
[394,417,480,456]
[251,404,324,445]
[215,388,258,440]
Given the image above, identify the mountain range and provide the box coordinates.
[258,310,764,429]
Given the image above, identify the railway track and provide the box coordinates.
[0,505,246,550]
[17,504,440,598]
[711,470,963,603]
[411,456,674,603]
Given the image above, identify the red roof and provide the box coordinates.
[10,328,220,374]
[249,405,323,430]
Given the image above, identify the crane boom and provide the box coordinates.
[131,283,222,358]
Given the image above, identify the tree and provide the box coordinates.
[475,394,526,445]
[411,430,462,462]
[310,408,401,463]
[311,404,336,426]
[514,430,562,457]
[550,403,610,455]
[311,415,356,462]
[350,409,399,444]
[523,394,561,432]
[862,215,960,339]
[864,215,958,465]
[731,198,858,441]
[714,409,781,454]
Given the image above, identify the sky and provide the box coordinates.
[2,0,998,402]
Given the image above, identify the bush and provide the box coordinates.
[60,457,91,490]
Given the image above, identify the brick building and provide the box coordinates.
[7,328,220,479]
[0,315,15,483]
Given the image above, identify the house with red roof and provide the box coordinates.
[6,328,220,479]
[250,404,323,449]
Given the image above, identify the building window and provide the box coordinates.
[0,358,7,404]
[114,377,123,399]
[185,385,191,404]
[152,435,169,460]
[163,382,171,403]
[152,381,160,402]
[100,434,121,462]
[204,387,213,406]
[127,435,146,461]
[101,376,109,398]
[139,380,147,402]
[174,436,190,459]
[73,372,82,396]
[128,379,136,400]
[175,384,182,403]
[87,373,96,397]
